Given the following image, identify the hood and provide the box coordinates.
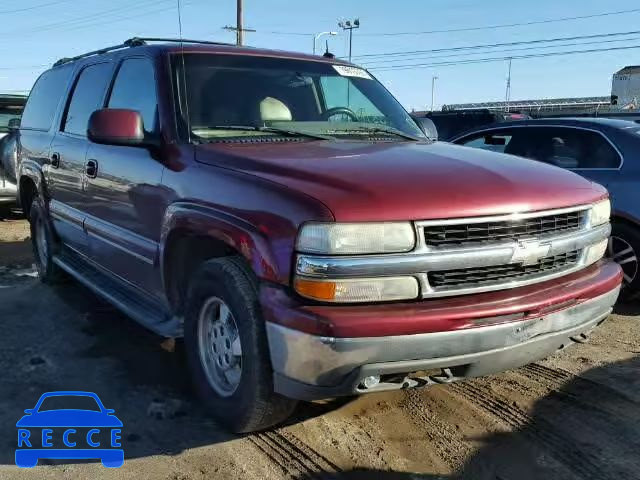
[196,140,607,222]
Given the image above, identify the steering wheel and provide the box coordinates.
[321,107,359,122]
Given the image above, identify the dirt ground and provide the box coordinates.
[0,214,638,480]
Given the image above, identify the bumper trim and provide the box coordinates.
[268,286,619,400]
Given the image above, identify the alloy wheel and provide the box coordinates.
[608,235,638,288]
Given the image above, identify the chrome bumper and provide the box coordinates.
[267,286,619,400]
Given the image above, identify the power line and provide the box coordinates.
[0,0,177,37]
[369,44,640,71]
[359,7,640,37]
[0,0,74,15]
[361,35,640,67]
[353,29,640,60]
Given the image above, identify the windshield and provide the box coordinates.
[172,53,426,142]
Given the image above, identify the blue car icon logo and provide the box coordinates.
[16,391,123,468]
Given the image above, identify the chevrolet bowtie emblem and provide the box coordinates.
[511,240,551,266]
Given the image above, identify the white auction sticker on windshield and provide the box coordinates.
[332,65,372,79]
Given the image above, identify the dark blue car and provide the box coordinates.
[453,117,640,297]
[16,391,123,468]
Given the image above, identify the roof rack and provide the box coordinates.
[53,37,237,67]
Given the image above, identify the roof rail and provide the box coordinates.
[53,37,237,67]
[127,37,237,47]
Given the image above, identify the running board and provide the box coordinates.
[53,251,181,338]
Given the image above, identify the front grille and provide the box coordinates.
[423,210,587,247]
[428,250,581,289]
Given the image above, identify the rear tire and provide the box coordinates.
[609,221,640,298]
[29,195,64,284]
[184,256,297,433]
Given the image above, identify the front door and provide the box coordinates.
[47,61,114,256]
[84,57,167,299]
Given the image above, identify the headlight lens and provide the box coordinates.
[296,222,415,255]
[590,199,611,227]
[294,276,419,303]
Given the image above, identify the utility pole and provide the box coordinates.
[338,18,360,61]
[505,57,512,111]
[222,0,255,46]
[237,0,243,46]
[431,75,438,112]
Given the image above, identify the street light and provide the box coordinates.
[431,75,439,112]
[338,18,360,61]
[313,31,337,55]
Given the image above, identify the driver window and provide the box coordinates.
[320,76,384,122]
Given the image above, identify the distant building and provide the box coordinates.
[612,66,640,109]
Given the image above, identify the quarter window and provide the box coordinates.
[63,63,113,136]
[21,67,73,131]
[108,58,158,132]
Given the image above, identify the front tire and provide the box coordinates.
[184,257,297,432]
[29,195,64,283]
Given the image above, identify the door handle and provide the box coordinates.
[85,159,98,178]
[50,152,60,169]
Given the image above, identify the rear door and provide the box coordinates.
[19,66,73,208]
[84,57,166,298]
[48,62,113,255]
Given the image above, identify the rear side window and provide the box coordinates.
[505,127,621,169]
[108,58,158,132]
[21,67,73,131]
[63,63,113,136]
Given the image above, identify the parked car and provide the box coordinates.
[0,94,26,209]
[415,109,530,140]
[452,118,640,296]
[17,38,621,432]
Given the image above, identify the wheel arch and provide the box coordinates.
[160,202,283,314]
[17,160,46,217]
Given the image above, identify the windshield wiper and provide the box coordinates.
[339,126,423,141]
[194,125,331,140]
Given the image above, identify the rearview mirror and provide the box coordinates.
[8,118,20,131]
[484,135,506,146]
[88,109,151,147]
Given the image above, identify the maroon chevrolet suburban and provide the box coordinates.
[17,38,621,432]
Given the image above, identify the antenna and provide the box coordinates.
[177,0,191,143]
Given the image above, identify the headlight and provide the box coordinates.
[590,199,611,227]
[296,222,415,255]
[584,238,608,266]
[294,276,419,303]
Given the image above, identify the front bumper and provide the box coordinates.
[266,278,620,401]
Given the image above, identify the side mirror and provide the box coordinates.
[8,118,20,131]
[412,116,438,141]
[23,409,33,414]
[88,109,152,148]
[105,409,115,414]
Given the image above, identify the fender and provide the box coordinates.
[160,202,287,294]
[17,159,47,207]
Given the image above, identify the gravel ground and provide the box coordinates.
[0,217,638,480]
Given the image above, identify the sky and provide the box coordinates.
[1,0,640,110]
